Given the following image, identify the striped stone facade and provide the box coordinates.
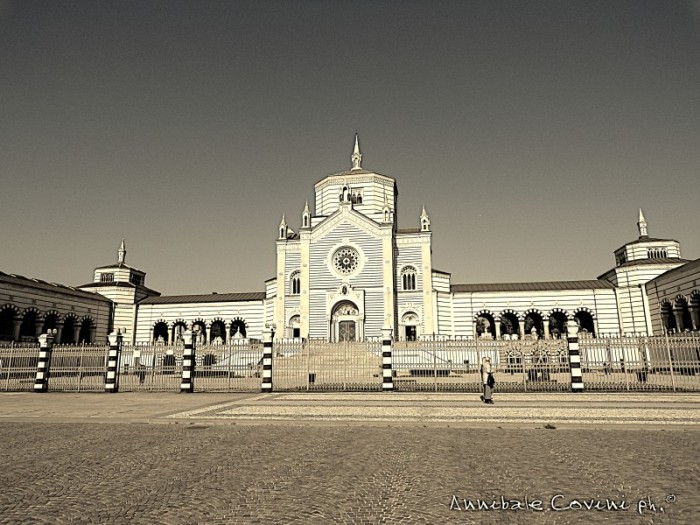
[2,140,696,345]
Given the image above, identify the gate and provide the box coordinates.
[196,341,264,392]
[117,343,183,392]
[49,344,110,392]
[273,339,382,391]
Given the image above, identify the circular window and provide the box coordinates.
[332,247,360,275]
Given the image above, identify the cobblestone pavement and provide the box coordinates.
[0,393,699,524]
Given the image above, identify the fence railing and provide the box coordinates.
[579,334,700,391]
[392,338,570,392]
[274,340,382,391]
[0,333,698,393]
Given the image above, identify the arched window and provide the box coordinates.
[290,270,301,295]
[401,266,417,291]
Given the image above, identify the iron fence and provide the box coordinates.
[392,338,570,392]
[48,344,110,392]
[117,343,184,392]
[274,339,382,391]
[0,343,41,392]
[579,334,700,391]
[0,334,698,393]
[195,341,264,392]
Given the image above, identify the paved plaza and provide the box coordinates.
[1,392,699,524]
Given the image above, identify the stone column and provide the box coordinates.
[34,318,45,339]
[690,308,699,331]
[495,319,501,340]
[518,320,525,340]
[206,325,212,345]
[167,326,173,345]
[12,318,22,342]
[566,321,584,392]
[34,330,56,392]
[261,329,273,393]
[105,331,123,393]
[180,331,195,393]
[55,321,64,344]
[543,320,550,339]
[381,327,393,392]
[673,310,684,332]
[73,325,81,344]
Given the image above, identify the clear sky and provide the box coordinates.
[1,0,699,295]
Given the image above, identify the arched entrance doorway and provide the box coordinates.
[331,301,362,342]
[288,315,301,339]
[401,311,419,341]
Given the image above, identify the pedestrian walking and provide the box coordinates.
[480,356,495,404]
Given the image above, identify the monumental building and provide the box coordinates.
[1,136,698,344]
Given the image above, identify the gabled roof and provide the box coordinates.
[139,292,266,305]
[0,271,113,302]
[451,280,615,293]
[646,258,700,285]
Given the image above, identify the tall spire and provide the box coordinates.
[637,208,648,238]
[117,239,126,265]
[351,133,362,171]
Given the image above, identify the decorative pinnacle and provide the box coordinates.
[637,208,648,238]
[351,133,362,171]
[117,238,126,265]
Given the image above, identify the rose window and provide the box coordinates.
[332,247,360,275]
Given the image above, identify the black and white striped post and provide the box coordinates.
[180,331,196,393]
[34,329,57,393]
[566,321,584,392]
[105,330,124,393]
[261,328,273,393]
[381,327,394,392]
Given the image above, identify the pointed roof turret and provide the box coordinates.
[637,208,648,238]
[301,200,311,229]
[350,133,362,171]
[420,205,430,232]
[117,239,127,265]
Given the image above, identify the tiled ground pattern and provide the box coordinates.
[0,422,698,525]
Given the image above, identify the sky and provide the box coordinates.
[1,0,699,295]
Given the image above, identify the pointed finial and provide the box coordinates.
[117,238,126,265]
[637,208,648,238]
[302,200,311,229]
[279,215,287,239]
[351,133,362,171]
[420,205,430,232]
